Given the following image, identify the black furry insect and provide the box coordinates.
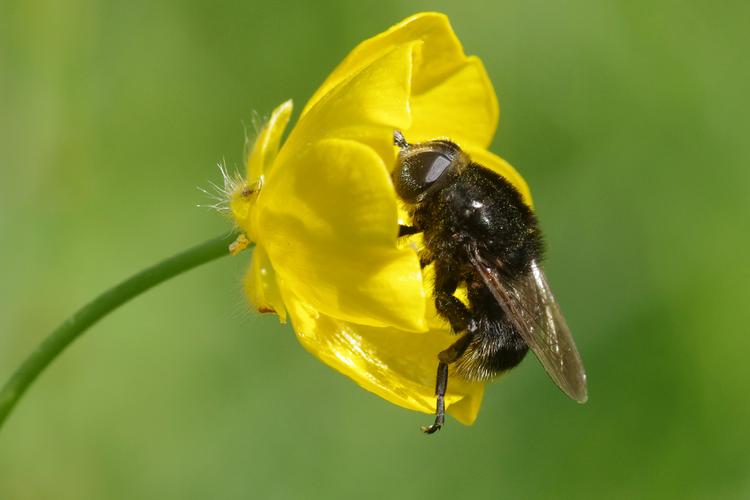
[392,130,587,434]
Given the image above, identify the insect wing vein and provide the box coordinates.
[467,243,588,402]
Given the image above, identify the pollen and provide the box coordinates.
[229,233,250,256]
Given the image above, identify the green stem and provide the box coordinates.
[0,230,246,431]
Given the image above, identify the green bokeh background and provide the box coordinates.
[1,1,748,498]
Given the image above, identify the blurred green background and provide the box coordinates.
[1,0,748,498]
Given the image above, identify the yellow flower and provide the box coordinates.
[228,12,531,425]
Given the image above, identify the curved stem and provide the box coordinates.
[0,230,246,430]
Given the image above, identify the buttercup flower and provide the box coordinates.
[228,12,532,425]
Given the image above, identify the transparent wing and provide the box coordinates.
[467,242,588,403]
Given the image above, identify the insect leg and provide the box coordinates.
[398,225,421,237]
[433,260,472,334]
[422,334,472,434]
[398,225,433,268]
[419,254,434,269]
[422,362,448,434]
[423,261,474,433]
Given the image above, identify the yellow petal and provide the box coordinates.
[246,99,293,180]
[280,41,414,167]
[283,287,484,425]
[232,100,294,238]
[244,243,287,322]
[257,137,427,332]
[466,147,533,208]
[407,56,499,150]
[302,12,466,119]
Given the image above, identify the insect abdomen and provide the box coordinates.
[453,307,529,381]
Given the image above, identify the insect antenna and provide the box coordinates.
[393,130,409,149]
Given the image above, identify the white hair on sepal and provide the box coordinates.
[199,111,268,213]
[196,159,245,213]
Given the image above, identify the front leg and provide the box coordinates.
[398,224,421,237]
[399,225,434,269]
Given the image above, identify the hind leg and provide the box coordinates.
[422,333,473,434]
[422,261,474,434]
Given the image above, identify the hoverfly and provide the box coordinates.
[392,131,587,433]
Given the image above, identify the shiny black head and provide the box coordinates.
[391,130,470,204]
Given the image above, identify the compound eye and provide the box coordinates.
[418,151,452,184]
[392,145,457,203]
